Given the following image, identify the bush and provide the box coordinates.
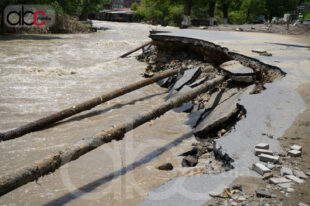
[168,5,184,26]
[229,11,246,24]
[304,12,310,20]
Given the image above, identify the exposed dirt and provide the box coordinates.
[277,82,310,205]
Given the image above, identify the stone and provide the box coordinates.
[232,184,242,191]
[200,153,210,159]
[287,188,295,193]
[290,145,302,151]
[252,49,267,54]
[237,196,246,202]
[269,177,291,184]
[278,183,292,189]
[298,203,309,206]
[253,163,271,176]
[252,49,272,56]
[266,163,275,170]
[262,173,273,180]
[220,60,253,75]
[293,170,308,179]
[255,189,277,198]
[288,150,301,157]
[157,163,173,171]
[306,171,310,176]
[182,155,198,167]
[255,143,270,150]
[286,175,304,184]
[209,192,221,197]
[254,148,273,156]
[231,75,253,83]
[259,154,279,163]
[281,167,293,176]
[173,67,201,91]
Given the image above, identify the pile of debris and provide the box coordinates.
[252,143,308,196]
[157,141,234,175]
[206,143,309,206]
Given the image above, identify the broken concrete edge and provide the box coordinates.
[150,33,231,65]
[149,32,286,79]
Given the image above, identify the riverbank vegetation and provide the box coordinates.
[132,0,301,26]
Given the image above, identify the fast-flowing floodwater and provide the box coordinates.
[0,21,197,205]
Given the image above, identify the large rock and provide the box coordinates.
[182,155,198,167]
[172,67,201,91]
[220,60,253,75]
[157,163,173,171]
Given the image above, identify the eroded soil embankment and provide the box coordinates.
[137,33,285,175]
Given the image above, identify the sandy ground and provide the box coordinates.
[278,82,310,205]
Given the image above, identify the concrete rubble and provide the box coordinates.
[255,143,270,150]
[288,149,302,157]
[280,166,293,176]
[254,148,273,156]
[290,144,302,151]
[259,154,279,163]
[253,163,271,176]
[285,175,304,184]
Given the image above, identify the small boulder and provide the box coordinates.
[293,170,308,179]
[157,163,173,171]
[182,156,198,167]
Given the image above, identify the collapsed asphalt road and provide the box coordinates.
[139,29,310,206]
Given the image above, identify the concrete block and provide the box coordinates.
[266,163,275,170]
[293,170,308,179]
[288,150,301,157]
[286,175,304,184]
[290,145,302,151]
[253,163,270,176]
[269,177,291,184]
[281,167,293,176]
[254,148,273,156]
[255,143,269,150]
[278,183,292,189]
[258,154,279,163]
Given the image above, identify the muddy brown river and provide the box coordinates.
[0,22,200,205]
